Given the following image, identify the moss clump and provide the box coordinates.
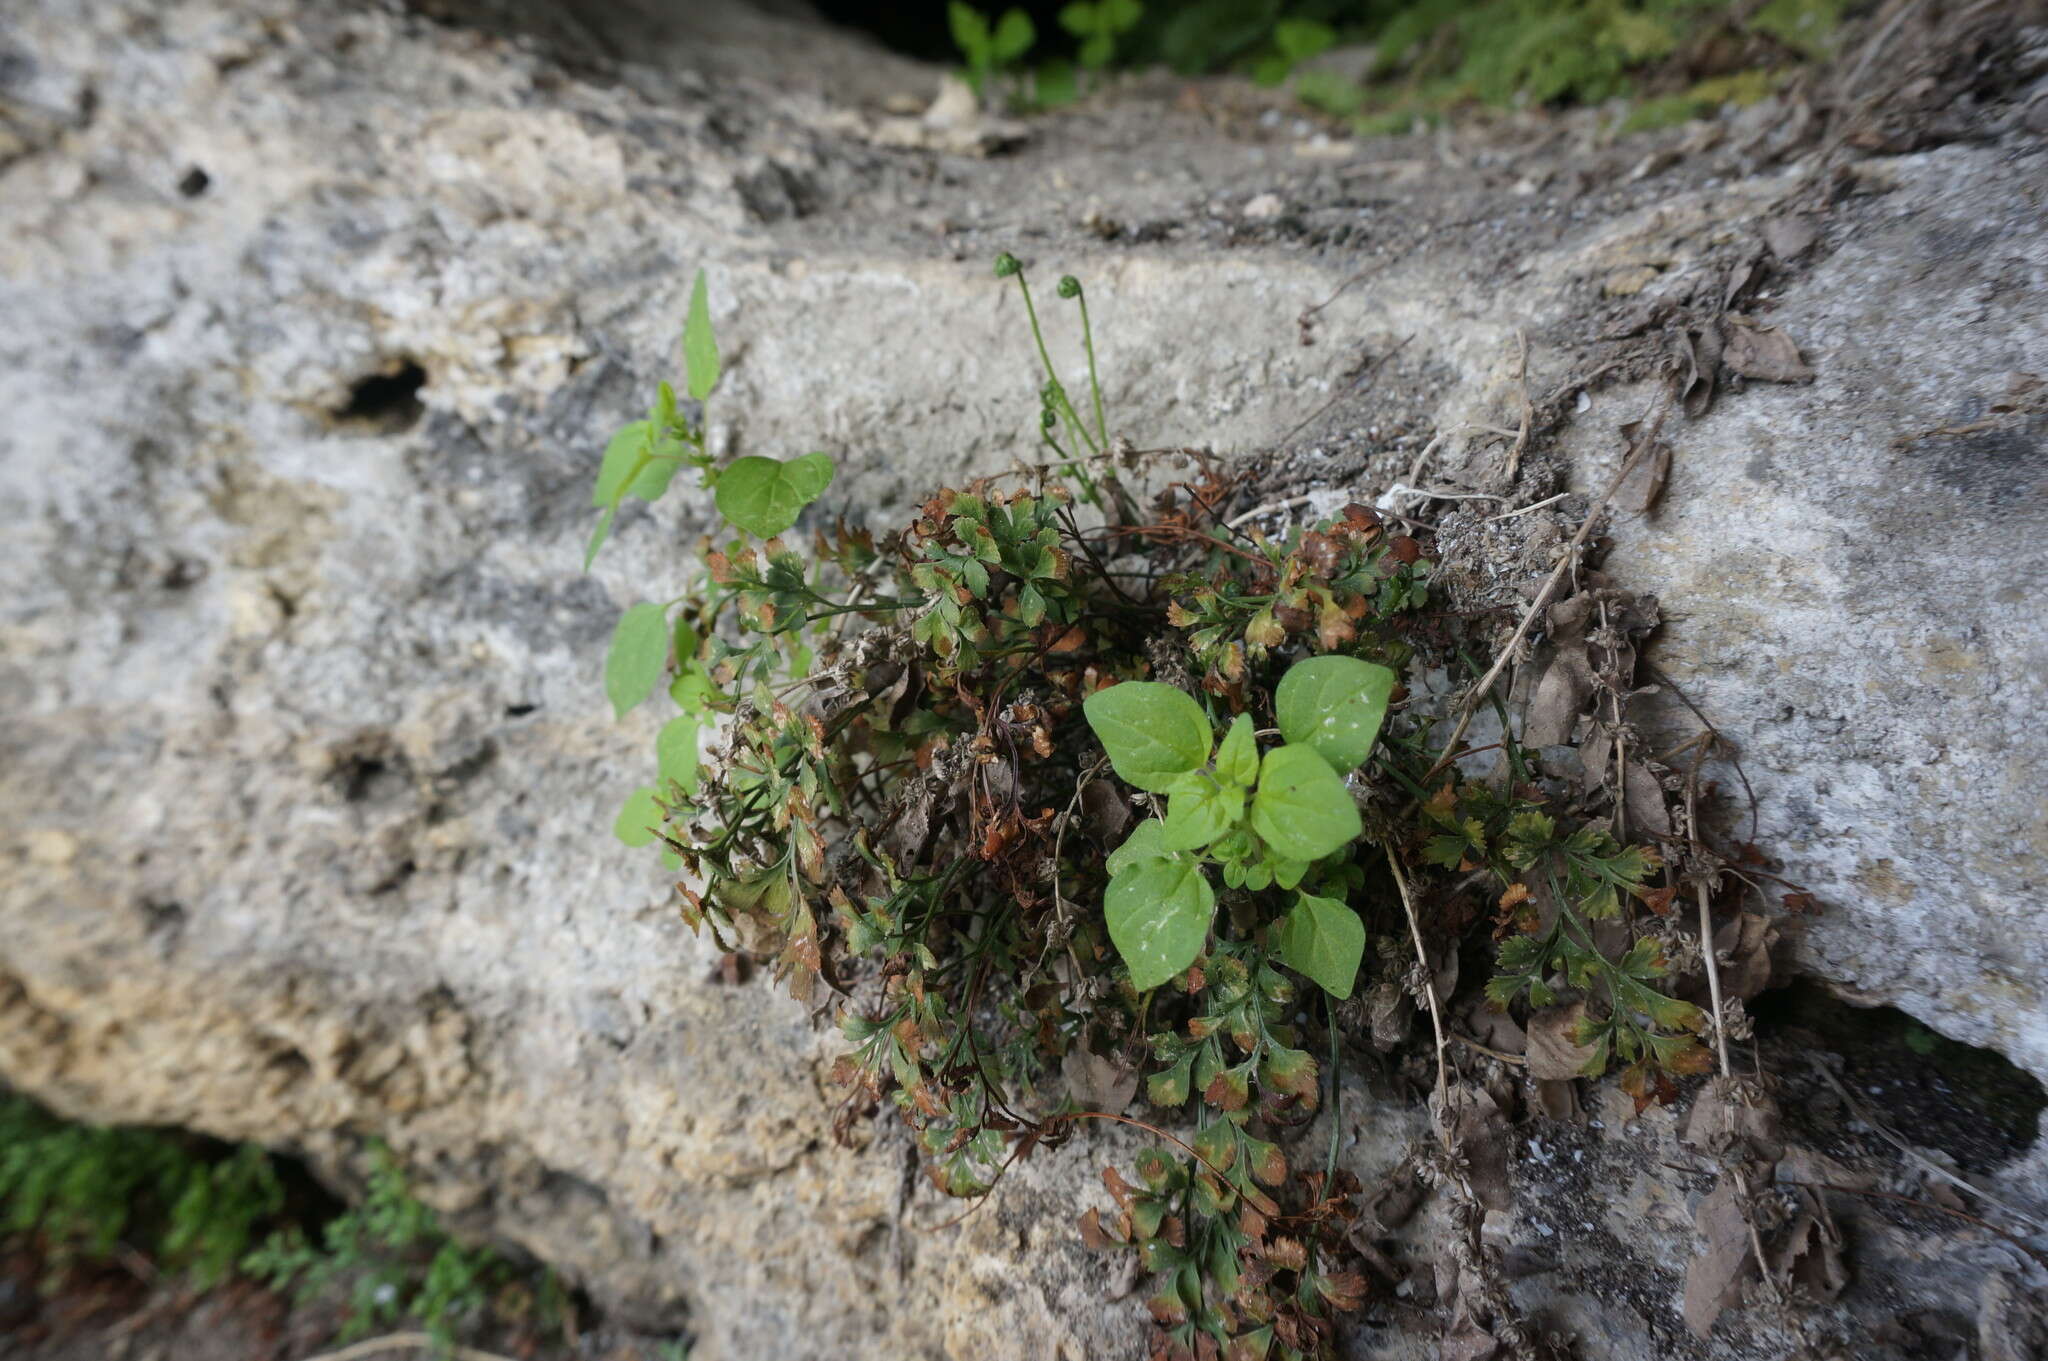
[0,1091,285,1288]
[1,1097,563,1352]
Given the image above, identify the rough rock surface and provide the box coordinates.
[2,0,2044,1357]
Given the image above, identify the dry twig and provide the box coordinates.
[1422,383,1675,785]
[296,1334,519,1361]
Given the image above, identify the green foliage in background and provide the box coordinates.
[244,1140,555,1349]
[942,0,1843,127]
[0,1093,283,1288]
[1,1096,555,1355]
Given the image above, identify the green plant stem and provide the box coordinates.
[1041,430,1100,507]
[1076,292,1108,449]
[1324,988,1341,1182]
[1013,273,1100,458]
[803,596,926,624]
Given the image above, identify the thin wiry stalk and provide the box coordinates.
[1077,291,1108,448]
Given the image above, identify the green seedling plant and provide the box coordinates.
[1086,656,1391,994]
[1252,17,1338,86]
[1062,0,1145,69]
[950,3,1038,100]
[586,257,1707,1360]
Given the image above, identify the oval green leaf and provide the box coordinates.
[1105,856,1214,990]
[1107,818,1170,877]
[1083,682,1212,793]
[582,505,615,573]
[656,715,699,793]
[1163,773,1242,852]
[613,786,663,847]
[1251,744,1362,862]
[992,7,1036,61]
[604,602,670,719]
[683,269,720,402]
[593,421,650,508]
[1274,891,1366,999]
[1275,655,1396,773]
[949,1,989,54]
[1214,713,1259,789]
[714,452,836,538]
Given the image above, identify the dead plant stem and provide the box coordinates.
[1387,849,1449,1130]
[1422,383,1674,786]
[296,1335,518,1361]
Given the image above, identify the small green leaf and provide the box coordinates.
[613,786,662,847]
[1275,655,1395,773]
[683,269,720,403]
[1163,773,1242,852]
[1017,582,1046,627]
[1295,70,1365,117]
[1274,18,1337,62]
[1214,713,1259,788]
[1059,1,1095,38]
[1270,855,1309,890]
[593,422,652,508]
[1107,819,1170,876]
[1083,681,1212,793]
[592,421,684,545]
[1107,857,1214,990]
[714,452,836,538]
[1190,1119,1236,1172]
[582,506,615,572]
[1251,744,1362,862]
[669,663,714,716]
[604,602,670,719]
[992,8,1036,62]
[949,1,991,57]
[656,716,699,793]
[1275,892,1366,999]
[1147,1053,1194,1106]
[630,443,682,501]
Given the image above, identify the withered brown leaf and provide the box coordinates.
[1683,1179,1756,1339]
[1721,315,1814,383]
[1525,1001,1600,1081]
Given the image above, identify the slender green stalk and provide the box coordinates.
[1013,273,1100,458]
[1324,989,1342,1181]
[1076,292,1108,449]
[1041,428,1098,505]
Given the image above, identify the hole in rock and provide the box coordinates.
[334,755,392,803]
[177,165,209,197]
[1751,978,2044,1173]
[327,736,411,805]
[333,360,427,434]
[371,858,418,895]
[138,898,186,937]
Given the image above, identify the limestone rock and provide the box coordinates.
[2,0,2043,1357]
